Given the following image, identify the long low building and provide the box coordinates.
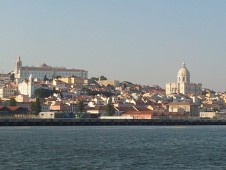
[14,56,88,83]
[39,112,74,119]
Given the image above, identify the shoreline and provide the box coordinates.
[0,118,226,126]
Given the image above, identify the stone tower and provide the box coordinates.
[15,56,22,75]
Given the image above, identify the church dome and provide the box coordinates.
[177,63,190,83]
[178,63,190,76]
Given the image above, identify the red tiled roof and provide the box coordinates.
[135,107,151,111]
[116,106,137,112]
[7,106,20,111]
[0,106,5,109]
[122,111,153,115]
[168,102,192,105]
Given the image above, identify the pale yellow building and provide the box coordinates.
[15,94,29,102]
[58,76,85,87]
[200,112,216,119]
[168,102,199,116]
[0,86,16,98]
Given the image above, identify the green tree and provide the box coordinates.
[8,97,16,106]
[30,101,36,114]
[30,98,41,115]
[99,75,107,80]
[90,77,98,81]
[10,73,15,81]
[34,88,53,98]
[43,75,49,81]
[77,100,84,113]
[36,98,41,113]
[55,75,62,79]
[105,97,115,116]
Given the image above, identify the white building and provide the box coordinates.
[14,56,88,83]
[0,86,16,98]
[0,74,11,82]
[166,63,202,96]
[168,102,199,116]
[18,75,45,98]
[200,112,216,119]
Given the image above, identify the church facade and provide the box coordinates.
[14,57,88,83]
[166,63,202,96]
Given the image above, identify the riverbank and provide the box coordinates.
[0,118,226,126]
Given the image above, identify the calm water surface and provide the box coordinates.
[0,126,226,170]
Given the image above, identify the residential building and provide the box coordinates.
[0,74,11,82]
[0,86,16,98]
[168,102,199,117]
[58,76,85,87]
[50,104,68,112]
[15,94,29,102]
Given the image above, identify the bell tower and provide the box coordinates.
[15,56,22,74]
[14,56,23,83]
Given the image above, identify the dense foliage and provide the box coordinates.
[90,75,107,81]
[34,88,53,98]
[77,100,84,113]
[105,97,115,116]
[8,97,16,106]
[30,98,41,115]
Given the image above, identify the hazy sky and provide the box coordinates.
[0,0,226,91]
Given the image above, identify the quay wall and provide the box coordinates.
[1,118,226,126]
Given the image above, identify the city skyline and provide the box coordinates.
[1,0,226,91]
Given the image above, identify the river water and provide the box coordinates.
[0,126,226,170]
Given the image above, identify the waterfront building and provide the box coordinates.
[168,102,199,117]
[39,112,73,119]
[0,106,28,117]
[166,63,202,95]
[14,56,88,83]
[200,111,216,119]
[121,110,152,119]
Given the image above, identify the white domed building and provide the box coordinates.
[166,63,202,95]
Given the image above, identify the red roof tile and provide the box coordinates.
[7,106,20,111]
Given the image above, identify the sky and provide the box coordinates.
[0,0,226,91]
